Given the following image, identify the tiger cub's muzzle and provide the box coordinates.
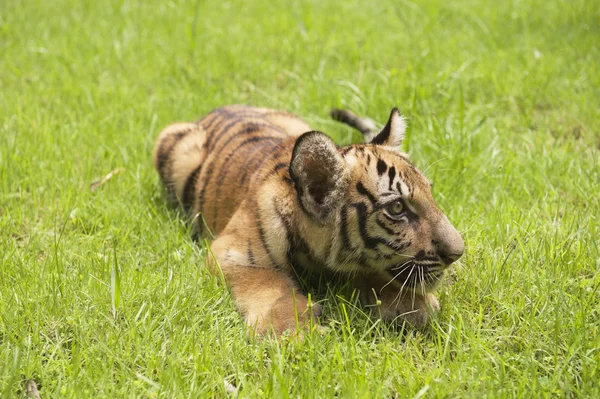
[385,214,464,288]
[431,214,464,267]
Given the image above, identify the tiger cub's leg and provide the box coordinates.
[209,232,321,336]
[353,273,440,328]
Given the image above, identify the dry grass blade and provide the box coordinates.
[224,379,238,397]
[90,168,125,192]
[25,379,41,399]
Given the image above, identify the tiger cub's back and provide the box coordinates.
[153,105,312,234]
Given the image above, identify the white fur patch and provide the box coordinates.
[344,154,358,169]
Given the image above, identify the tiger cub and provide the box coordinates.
[153,105,464,335]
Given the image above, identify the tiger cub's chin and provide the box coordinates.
[154,105,464,335]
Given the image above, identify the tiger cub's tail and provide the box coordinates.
[330,109,379,142]
[152,122,206,206]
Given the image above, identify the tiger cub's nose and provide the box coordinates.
[438,249,463,265]
[433,217,464,266]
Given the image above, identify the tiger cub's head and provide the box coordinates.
[289,108,464,291]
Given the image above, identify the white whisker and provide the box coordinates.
[410,268,418,308]
[419,267,425,297]
[396,265,415,307]
[389,255,418,270]
[381,260,413,291]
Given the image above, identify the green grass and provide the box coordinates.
[1,0,599,396]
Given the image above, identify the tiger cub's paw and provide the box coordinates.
[424,293,440,314]
[247,294,323,337]
[373,292,440,329]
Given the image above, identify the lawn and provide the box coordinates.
[1,0,599,397]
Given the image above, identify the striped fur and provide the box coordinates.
[153,105,464,335]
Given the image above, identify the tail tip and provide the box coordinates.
[330,108,357,123]
[329,108,344,121]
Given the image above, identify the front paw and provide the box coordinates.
[370,291,440,329]
[424,293,440,313]
[247,294,322,336]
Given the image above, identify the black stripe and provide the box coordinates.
[385,240,412,254]
[356,182,377,205]
[352,202,409,253]
[388,166,396,190]
[272,162,288,173]
[404,178,413,199]
[414,251,438,261]
[376,217,395,235]
[205,119,246,152]
[247,242,255,266]
[257,215,280,268]
[262,161,291,183]
[212,137,280,223]
[290,232,322,272]
[200,108,227,130]
[182,162,203,211]
[198,132,274,217]
[198,121,240,179]
[205,122,283,186]
[390,240,411,252]
[340,204,352,251]
[341,146,353,156]
[376,159,387,175]
[215,135,277,185]
[239,140,285,186]
[273,199,294,266]
[194,155,221,225]
[210,121,284,153]
[157,130,190,179]
[206,117,268,153]
[352,202,384,249]
[273,195,323,270]
[376,252,398,260]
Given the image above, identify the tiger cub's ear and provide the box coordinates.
[290,131,349,222]
[370,107,406,148]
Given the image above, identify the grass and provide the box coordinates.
[1,0,599,396]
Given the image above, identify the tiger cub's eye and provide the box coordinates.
[386,200,404,216]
